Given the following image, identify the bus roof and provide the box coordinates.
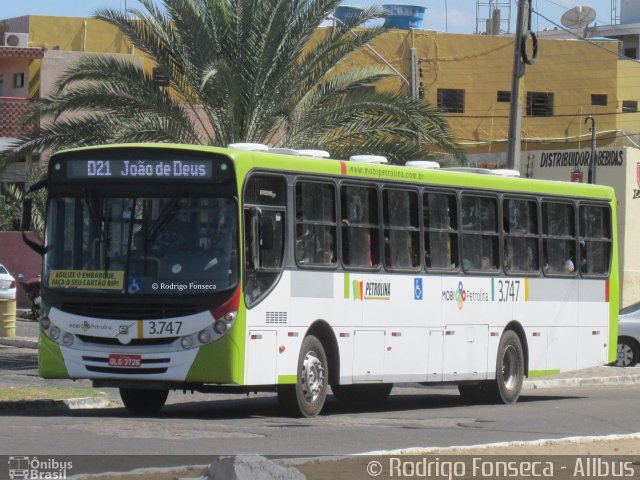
[52,143,616,201]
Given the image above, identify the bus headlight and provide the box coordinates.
[40,316,51,330]
[198,329,211,344]
[62,333,74,347]
[214,320,227,335]
[180,336,193,349]
[49,326,61,340]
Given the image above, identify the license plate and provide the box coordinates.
[108,354,142,368]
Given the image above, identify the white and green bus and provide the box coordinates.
[24,143,618,417]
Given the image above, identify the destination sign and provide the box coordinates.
[65,159,214,181]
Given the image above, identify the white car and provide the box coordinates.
[616,302,640,367]
[0,263,16,301]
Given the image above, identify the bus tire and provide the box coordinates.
[488,330,525,404]
[332,384,393,404]
[120,388,168,415]
[277,335,328,418]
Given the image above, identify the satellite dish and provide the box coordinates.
[560,6,596,29]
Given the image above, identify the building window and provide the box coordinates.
[14,73,24,89]
[622,100,638,112]
[591,94,607,106]
[152,67,170,87]
[497,91,511,103]
[437,89,465,113]
[624,47,637,60]
[526,92,553,117]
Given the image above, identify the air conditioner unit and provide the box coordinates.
[4,32,29,48]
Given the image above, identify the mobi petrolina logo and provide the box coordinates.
[343,273,391,301]
[442,281,490,310]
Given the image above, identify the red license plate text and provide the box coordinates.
[108,354,142,368]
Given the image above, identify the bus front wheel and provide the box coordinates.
[120,388,168,415]
[278,335,328,418]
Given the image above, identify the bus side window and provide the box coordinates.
[243,174,287,306]
[461,194,498,272]
[341,185,380,268]
[503,198,539,274]
[423,191,459,270]
[579,204,611,276]
[383,189,419,270]
[542,201,576,276]
[295,182,337,267]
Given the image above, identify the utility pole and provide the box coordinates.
[585,116,597,184]
[506,0,534,170]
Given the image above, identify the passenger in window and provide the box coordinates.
[481,256,492,270]
[564,258,575,273]
[504,246,514,272]
[580,240,588,273]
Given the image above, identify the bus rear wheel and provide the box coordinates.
[120,388,168,415]
[278,335,328,418]
[486,330,525,404]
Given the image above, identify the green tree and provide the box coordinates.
[1,0,461,167]
[0,191,20,231]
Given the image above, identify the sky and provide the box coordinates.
[0,1,619,34]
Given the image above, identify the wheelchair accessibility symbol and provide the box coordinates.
[414,278,423,300]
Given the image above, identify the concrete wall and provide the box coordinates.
[0,231,42,308]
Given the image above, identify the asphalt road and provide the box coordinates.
[2,384,639,458]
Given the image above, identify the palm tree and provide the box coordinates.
[1,0,461,167]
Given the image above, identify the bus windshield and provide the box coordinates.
[44,194,238,295]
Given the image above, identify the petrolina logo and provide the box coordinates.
[343,274,391,301]
[344,273,363,301]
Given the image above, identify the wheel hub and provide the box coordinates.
[501,344,518,391]
[617,344,633,367]
[301,351,325,402]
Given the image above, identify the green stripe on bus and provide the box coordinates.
[491,277,495,302]
[344,272,350,299]
[528,369,561,378]
[278,375,297,384]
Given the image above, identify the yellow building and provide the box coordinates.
[347,29,639,163]
[3,15,640,161]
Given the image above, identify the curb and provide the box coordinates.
[0,336,38,349]
[0,395,111,412]
[524,374,640,390]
